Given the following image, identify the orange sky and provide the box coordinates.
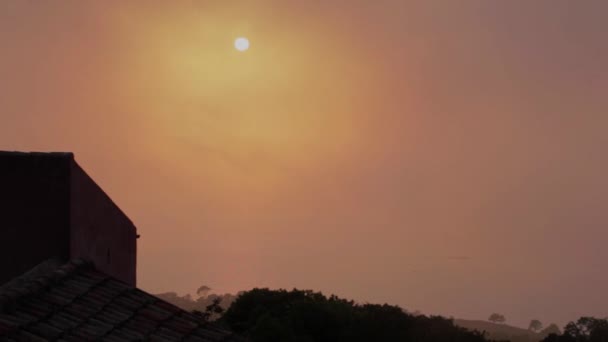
[1,1,607,328]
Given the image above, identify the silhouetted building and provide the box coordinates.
[0,152,136,286]
[0,151,243,341]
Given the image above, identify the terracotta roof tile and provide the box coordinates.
[28,321,63,339]
[0,320,16,335]
[0,260,246,341]
[46,312,80,330]
[14,330,48,342]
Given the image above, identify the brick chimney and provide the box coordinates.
[0,152,137,286]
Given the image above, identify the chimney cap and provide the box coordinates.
[0,151,74,158]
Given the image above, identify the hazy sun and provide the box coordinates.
[234,37,250,52]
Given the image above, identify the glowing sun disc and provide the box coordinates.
[234,37,250,52]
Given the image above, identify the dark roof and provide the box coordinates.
[0,260,245,342]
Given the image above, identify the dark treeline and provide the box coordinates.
[217,288,489,342]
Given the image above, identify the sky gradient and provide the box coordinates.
[1,1,607,328]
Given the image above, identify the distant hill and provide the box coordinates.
[454,319,560,342]
[155,291,238,312]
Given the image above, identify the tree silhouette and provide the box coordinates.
[196,285,212,297]
[540,323,562,336]
[529,319,543,332]
[541,317,608,342]
[220,288,490,342]
[488,313,506,324]
[192,297,224,322]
